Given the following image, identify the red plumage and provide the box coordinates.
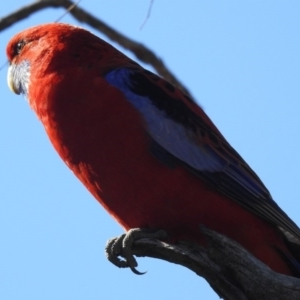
[6,23,300,277]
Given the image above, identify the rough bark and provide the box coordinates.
[132,227,300,300]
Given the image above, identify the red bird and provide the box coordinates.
[6,23,300,277]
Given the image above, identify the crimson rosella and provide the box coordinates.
[6,23,300,277]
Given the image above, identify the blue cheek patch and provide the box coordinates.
[12,59,30,97]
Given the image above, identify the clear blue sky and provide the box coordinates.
[1,1,300,299]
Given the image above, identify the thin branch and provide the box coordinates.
[0,0,192,97]
[0,1,55,30]
[55,0,81,23]
[139,0,154,30]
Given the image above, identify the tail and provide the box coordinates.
[278,227,300,277]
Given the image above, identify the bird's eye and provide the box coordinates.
[14,40,26,55]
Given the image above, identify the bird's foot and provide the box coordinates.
[105,228,167,275]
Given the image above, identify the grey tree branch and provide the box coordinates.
[132,227,300,300]
[0,0,192,97]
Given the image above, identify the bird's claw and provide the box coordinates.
[105,228,167,275]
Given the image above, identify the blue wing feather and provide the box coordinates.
[106,68,227,172]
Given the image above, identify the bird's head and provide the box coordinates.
[7,23,81,97]
[6,23,133,100]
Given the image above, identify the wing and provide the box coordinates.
[105,67,300,244]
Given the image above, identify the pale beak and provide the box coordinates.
[7,64,20,95]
